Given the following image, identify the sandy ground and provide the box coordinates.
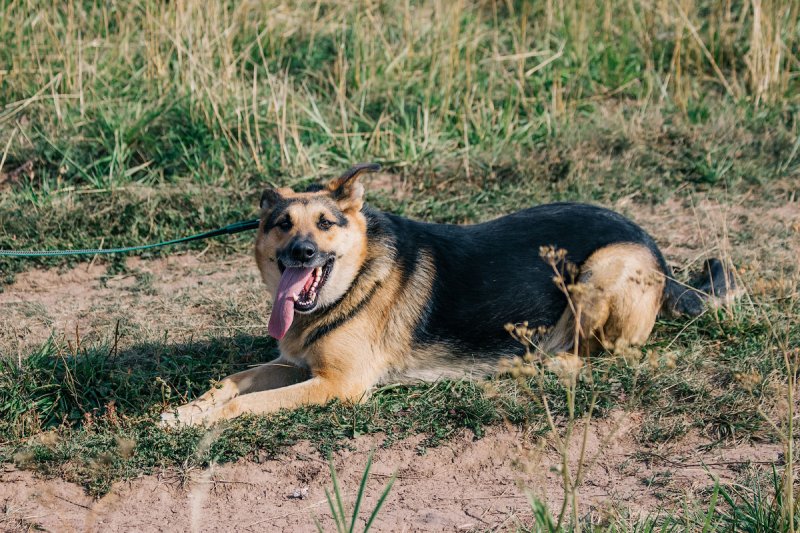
[0,196,796,531]
[0,419,782,532]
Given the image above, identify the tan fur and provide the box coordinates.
[161,359,309,425]
[542,243,665,354]
[163,166,425,426]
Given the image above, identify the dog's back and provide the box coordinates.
[365,201,736,382]
[381,203,665,353]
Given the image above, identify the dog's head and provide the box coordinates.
[255,163,379,339]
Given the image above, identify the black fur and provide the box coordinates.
[299,255,384,348]
[364,202,728,358]
[262,199,294,232]
[304,281,381,349]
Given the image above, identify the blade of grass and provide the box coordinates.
[348,451,374,533]
[363,471,396,532]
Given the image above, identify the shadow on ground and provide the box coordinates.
[0,332,279,439]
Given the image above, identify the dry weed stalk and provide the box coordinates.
[500,246,647,531]
[4,0,797,180]
[745,0,794,107]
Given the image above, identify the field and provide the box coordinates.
[1,0,799,531]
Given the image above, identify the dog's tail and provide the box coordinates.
[662,258,738,316]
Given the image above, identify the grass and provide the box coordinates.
[1,301,795,500]
[504,245,799,531]
[317,451,396,533]
[1,0,799,529]
[1,351,540,496]
[1,0,797,284]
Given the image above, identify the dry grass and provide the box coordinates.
[2,1,798,177]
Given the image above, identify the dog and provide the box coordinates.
[161,163,734,426]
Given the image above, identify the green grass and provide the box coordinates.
[521,469,800,532]
[1,1,797,285]
[0,337,543,496]
[317,451,396,533]
[1,0,799,529]
[1,299,795,498]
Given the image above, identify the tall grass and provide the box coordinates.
[1,0,798,189]
[1,1,797,283]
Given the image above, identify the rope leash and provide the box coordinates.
[0,219,260,258]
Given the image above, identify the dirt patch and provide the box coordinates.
[614,196,800,274]
[0,417,781,532]
[0,253,266,355]
[363,171,411,200]
[0,159,34,191]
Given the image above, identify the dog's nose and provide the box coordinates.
[290,239,317,262]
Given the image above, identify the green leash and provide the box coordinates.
[0,219,260,258]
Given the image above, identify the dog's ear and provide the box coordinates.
[260,187,283,211]
[327,162,380,212]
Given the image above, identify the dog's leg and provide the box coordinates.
[541,243,664,354]
[160,358,308,427]
[176,375,368,426]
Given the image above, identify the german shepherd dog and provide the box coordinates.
[161,163,734,426]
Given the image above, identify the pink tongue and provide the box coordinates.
[268,267,314,339]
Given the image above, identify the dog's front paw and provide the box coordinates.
[159,403,212,428]
[159,410,182,428]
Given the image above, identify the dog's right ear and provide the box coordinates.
[260,188,283,211]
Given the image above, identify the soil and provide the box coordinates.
[0,196,796,532]
[0,420,782,532]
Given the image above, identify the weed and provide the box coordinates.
[315,451,396,533]
[714,466,799,532]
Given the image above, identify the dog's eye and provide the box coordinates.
[277,218,292,232]
[318,217,334,231]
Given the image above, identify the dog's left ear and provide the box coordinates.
[327,162,380,212]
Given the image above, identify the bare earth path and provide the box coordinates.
[0,422,782,532]
[0,197,796,531]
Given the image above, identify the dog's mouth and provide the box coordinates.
[286,258,334,312]
[268,258,334,340]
